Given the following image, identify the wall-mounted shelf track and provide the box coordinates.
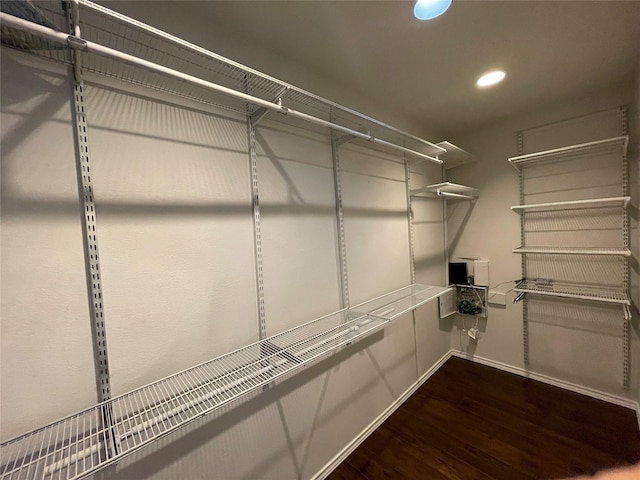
[508,136,628,170]
[411,182,478,201]
[513,246,631,256]
[513,280,630,306]
[511,196,630,213]
[0,283,448,480]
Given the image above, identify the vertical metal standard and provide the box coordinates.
[517,131,530,367]
[620,105,630,389]
[441,162,449,285]
[65,0,119,461]
[405,154,419,378]
[405,157,416,284]
[65,0,111,405]
[330,109,350,309]
[244,76,267,340]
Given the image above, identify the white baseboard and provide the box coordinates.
[310,349,453,480]
[636,404,640,432]
[450,350,639,411]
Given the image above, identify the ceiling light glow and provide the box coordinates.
[476,70,506,87]
[413,0,452,20]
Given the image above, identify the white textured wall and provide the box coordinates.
[83,80,260,396]
[447,84,639,399]
[0,51,98,441]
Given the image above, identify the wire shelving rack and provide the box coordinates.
[0,1,458,478]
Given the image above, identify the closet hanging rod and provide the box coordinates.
[0,12,442,165]
[77,0,446,155]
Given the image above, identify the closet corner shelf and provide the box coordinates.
[411,182,478,201]
[513,246,631,256]
[0,283,447,480]
[511,196,630,213]
[508,135,628,170]
[438,141,475,170]
[513,280,630,306]
[410,141,475,169]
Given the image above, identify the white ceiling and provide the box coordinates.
[104,1,640,137]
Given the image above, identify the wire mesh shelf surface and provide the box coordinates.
[511,196,631,213]
[514,280,630,305]
[435,142,475,170]
[0,309,390,480]
[353,284,452,321]
[508,136,628,169]
[513,246,631,256]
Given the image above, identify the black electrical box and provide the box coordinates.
[448,262,468,286]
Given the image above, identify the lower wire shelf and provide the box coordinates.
[0,310,385,480]
[354,284,452,320]
[0,283,449,480]
[513,279,630,305]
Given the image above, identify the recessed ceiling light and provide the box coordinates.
[413,0,452,21]
[476,70,506,87]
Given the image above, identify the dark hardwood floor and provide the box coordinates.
[328,357,640,480]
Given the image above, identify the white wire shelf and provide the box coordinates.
[0,1,445,164]
[437,141,475,170]
[411,182,479,201]
[409,141,475,169]
[513,246,631,256]
[513,280,630,305]
[352,284,452,320]
[0,281,451,479]
[511,196,630,213]
[508,136,628,170]
[0,309,388,480]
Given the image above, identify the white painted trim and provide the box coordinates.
[311,350,453,480]
[636,404,640,432]
[451,351,639,411]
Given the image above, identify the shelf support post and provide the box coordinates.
[331,108,350,309]
[620,105,630,390]
[405,157,416,285]
[244,76,268,342]
[65,0,112,405]
[64,0,118,460]
[516,131,530,367]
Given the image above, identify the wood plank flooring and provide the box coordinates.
[327,357,640,480]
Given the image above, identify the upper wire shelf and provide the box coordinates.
[508,136,628,170]
[408,141,474,169]
[353,284,452,321]
[411,182,479,201]
[511,196,630,213]
[437,141,475,170]
[513,279,630,306]
[0,0,445,164]
[513,246,631,256]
